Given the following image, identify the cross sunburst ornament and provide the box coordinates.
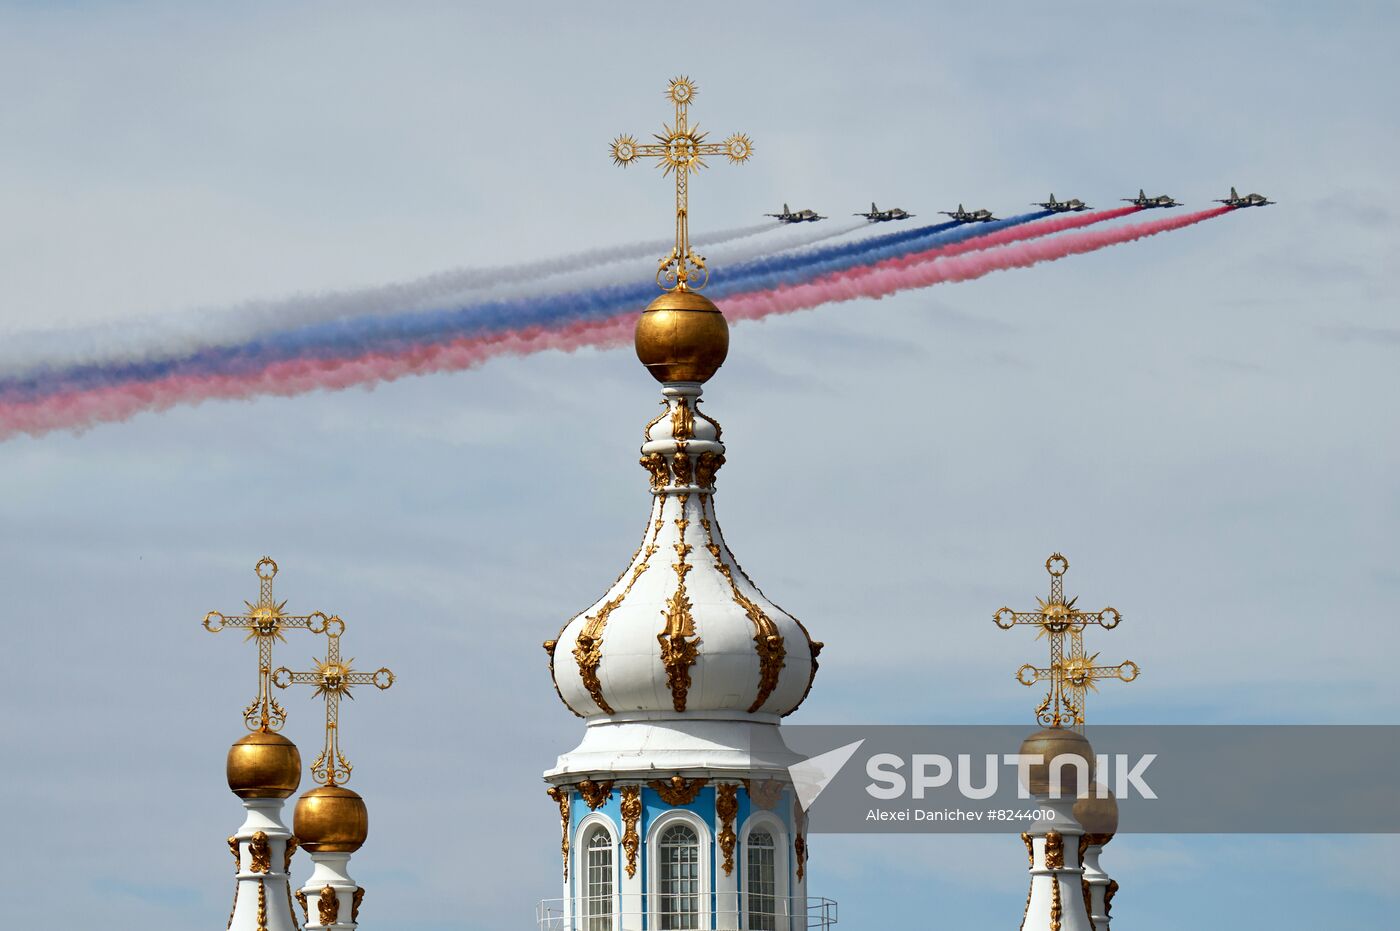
[993,553,1139,729]
[203,557,338,732]
[610,76,754,292]
[273,627,394,787]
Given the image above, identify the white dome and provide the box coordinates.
[546,383,821,721]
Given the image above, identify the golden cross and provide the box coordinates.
[273,628,394,787]
[993,553,1135,728]
[203,557,337,733]
[610,76,754,292]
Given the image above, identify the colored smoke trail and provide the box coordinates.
[0,220,785,377]
[0,207,1232,440]
[721,206,1235,324]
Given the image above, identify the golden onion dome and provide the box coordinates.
[1074,784,1119,845]
[294,785,369,852]
[1018,727,1095,798]
[226,730,302,799]
[634,289,730,384]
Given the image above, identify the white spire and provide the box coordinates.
[226,799,301,931]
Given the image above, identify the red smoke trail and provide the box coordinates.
[879,205,1143,270]
[0,207,1232,440]
[722,206,1234,324]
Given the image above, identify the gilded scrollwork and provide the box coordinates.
[284,835,298,873]
[694,400,722,440]
[794,834,807,882]
[671,448,694,486]
[671,400,695,441]
[1081,877,1094,927]
[1104,879,1118,917]
[295,888,309,923]
[716,783,739,875]
[228,835,239,871]
[572,518,662,715]
[249,831,272,874]
[621,786,642,878]
[546,786,571,879]
[318,884,339,926]
[694,451,725,489]
[649,775,709,806]
[578,779,615,810]
[352,886,365,923]
[256,878,268,931]
[640,453,670,491]
[1044,831,1064,870]
[1021,831,1033,869]
[1050,876,1062,931]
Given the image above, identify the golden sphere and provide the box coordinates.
[634,290,729,384]
[1073,784,1119,845]
[1018,727,1095,798]
[226,731,301,799]
[294,785,369,852]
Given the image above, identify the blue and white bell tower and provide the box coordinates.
[540,283,831,931]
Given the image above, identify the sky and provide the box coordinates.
[2,1,1398,928]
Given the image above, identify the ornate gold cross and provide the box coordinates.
[274,627,394,786]
[610,76,754,292]
[203,557,337,732]
[994,553,1136,728]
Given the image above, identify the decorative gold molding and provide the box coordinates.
[352,886,365,923]
[1050,876,1062,931]
[227,879,237,931]
[645,402,670,436]
[694,400,722,441]
[1081,877,1094,928]
[671,448,694,486]
[318,884,339,926]
[249,831,272,874]
[621,786,642,878]
[1019,877,1032,931]
[744,779,785,810]
[640,453,669,491]
[716,783,739,876]
[578,779,615,810]
[284,877,298,931]
[694,451,725,489]
[1104,879,1118,917]
[546,786,571,879]
[256,878,268,931]
[295,888,309,923]
[1044,831,1065,870]
[1021,831,1034,869]
[284,835,298,873]
[228,835,239,871]
[794,834,807,882]
[649,775,709,806]
[659,499,701,711]
[671,400,695,441]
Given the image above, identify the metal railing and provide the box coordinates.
[536,895,836,931]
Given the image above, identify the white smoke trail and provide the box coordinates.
[0,220,786,377]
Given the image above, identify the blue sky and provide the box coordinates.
[1,1,1397,928]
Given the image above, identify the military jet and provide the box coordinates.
[765,203,825,223]
[1214,186,1274,208]
[940,204,997,223]
[1035,194,1091,213]
[855,202,915,222]
[1122,189,1180,209]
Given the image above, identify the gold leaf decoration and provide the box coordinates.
[352,886,365,923]
[716,784,739,876]
[1045,830,1064,870]
[248,831,271,874]
[578,779,615,810]
[546,786,571,879]
[294,888,309,923]
[743,779,785,810]
[318,884,339,926]
[649,775,709,806]
[621,786,642,878]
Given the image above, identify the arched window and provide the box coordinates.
[584,826,613,931]
[746,829,777,931]
[658,823,700,930]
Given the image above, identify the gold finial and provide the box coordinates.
[204,557,337,732]
[273,625,394,787]
[993,553,1138,729]
[610,76,754,292]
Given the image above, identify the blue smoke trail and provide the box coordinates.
[0,214,1053,403]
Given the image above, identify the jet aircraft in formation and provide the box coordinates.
[765,203,825,223]
[855,202,915,222]
[1035,194,1090,212]
[1215,186,1274,208]
[940,204,997,223]
[1122,189,1181,209]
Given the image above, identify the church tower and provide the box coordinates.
[541,77,828,931]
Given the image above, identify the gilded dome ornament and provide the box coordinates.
[609,76,754,292]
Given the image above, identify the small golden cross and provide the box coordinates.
[610,76,754,292]
[274,627,394,787]
[993,553,1138,729]
[203,557,337,732]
